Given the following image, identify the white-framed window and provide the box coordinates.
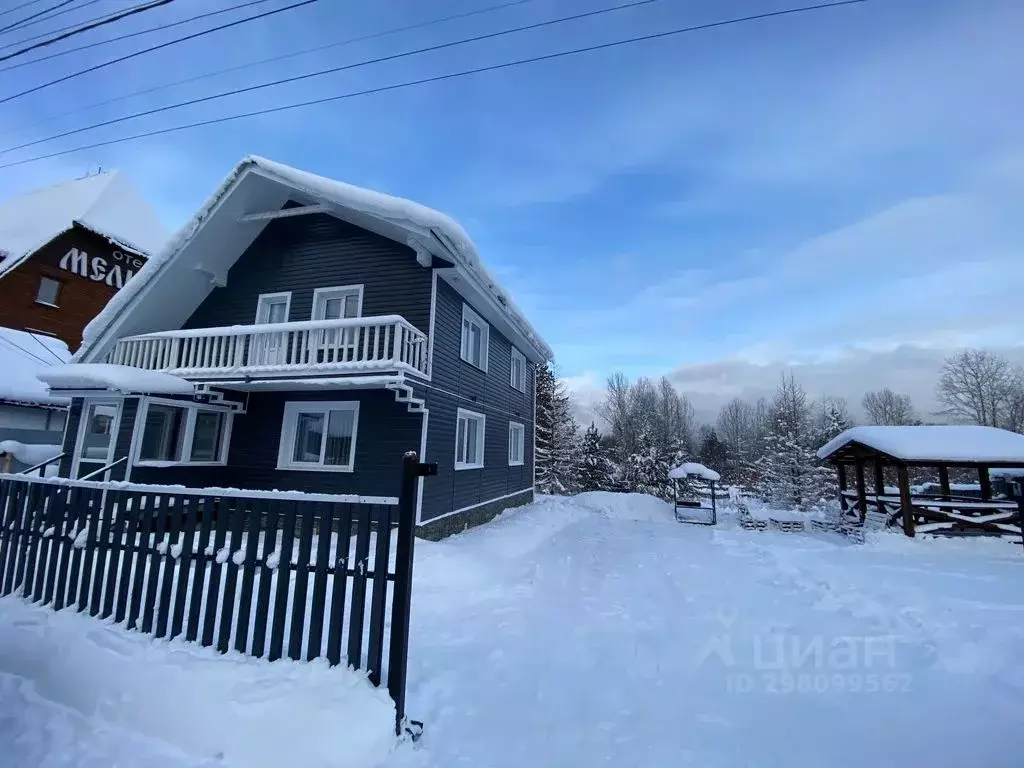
[509,421,525,466]
[36,276,61,307]
[510,347,527,392]
[460,304,489,371]
[455,408,486,470]
[136,400,232,465]
[255,291,291,324]
[312,285,363,321]
[277,401,359,472]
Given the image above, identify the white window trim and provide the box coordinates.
[460,303,489,372]
[509,421,525,466]
[455,407,486,470]
[255,291,292,324]
[132,397,234,467]
[71,397,124,479]
[510,347,527,393]
[311,284,364,319]
[277,400,360,472]
[35,276,61,307]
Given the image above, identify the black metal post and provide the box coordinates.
[389,451,422,736]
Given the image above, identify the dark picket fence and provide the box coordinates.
[0,452,428,732]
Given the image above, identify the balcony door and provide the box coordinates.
[311,285,363,363]
[252,292,291,366]
[73,400,121,480]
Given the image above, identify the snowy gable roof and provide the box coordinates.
[0,327,71,407]
[0,170,168,278]
[817,425,1024,465]
[78,156,552,363]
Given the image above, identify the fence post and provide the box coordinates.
[388,451,433,736]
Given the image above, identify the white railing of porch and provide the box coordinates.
[108,315,428,378]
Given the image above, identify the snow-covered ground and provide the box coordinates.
[2,492,1023,767]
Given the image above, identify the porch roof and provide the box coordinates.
[37,363,194,395]
[817,425,1024,467]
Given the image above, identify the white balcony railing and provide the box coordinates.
[108,315,428,378]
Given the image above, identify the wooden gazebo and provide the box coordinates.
[818,426,1024,539]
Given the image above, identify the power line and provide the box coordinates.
[0,0,321,105]
[0,0,176,64]
[16,0,537,128]
[0,334,54,367]
[2,0,666,154]
[0,0,869,170]
[0,0,273,72]
[0,0,108,49]
[0,0,49,22]
[0,0,75,35]
[26,329,67,364]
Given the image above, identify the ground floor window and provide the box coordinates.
[136,400,232,465]
[277,401,359,471]
[456,408,486,470]
[509,421,525,466]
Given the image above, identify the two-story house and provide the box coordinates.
[39,156,552,538]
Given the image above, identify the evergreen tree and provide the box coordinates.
[576,423,614,491]
[697,426,729,475]
[535,362,578,494]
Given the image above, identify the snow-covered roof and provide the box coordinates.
[817,425,1024,464]
[0,327,71,407]
[0,171,168,277]
[669,462,721,482]
[38,363,195,395]
[78,156,552,363]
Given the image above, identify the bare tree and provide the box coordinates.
[770,373,810,440]
[862,387,916,426]
[936,350,1014,426]
[717,398,754,457]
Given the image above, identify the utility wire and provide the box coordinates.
[17,0,537,128]
[0,0,272,72]
[0,0,49,22]
[26,329,67,364]
[0,0,321,105]
[0,334,55,367]
[0,0,79,35]
[0,0,869,170]
[2,0,665,153]
[0,0,128,51]
[0,0,176,63]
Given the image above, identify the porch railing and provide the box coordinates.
[107,315,428,378]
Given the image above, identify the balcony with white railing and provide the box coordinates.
[107,315,428,379]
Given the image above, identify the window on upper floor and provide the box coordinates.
[509,421,525,466]
[510,347,527,393]
[277,401,359,472]
[36,276,61,307]
[455,408,486,470]
[255,292,291,324]
[461,304,489,371]
[312,285,363,321]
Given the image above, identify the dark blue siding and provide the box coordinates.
[418,277,535,522]
[58,398,81,477]
[183,207,432,333]
[129,390,420,498]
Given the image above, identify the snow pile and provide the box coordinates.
[37,363,195,394]
[0,170,167,276]
[0,598,395,768]
[0,440,60,467]
[0,327,70,406]
[818,425,1024,463]
[570,491,676,522]
[668,462,721,482]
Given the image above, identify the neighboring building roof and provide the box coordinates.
[0,170,168,278]
[0,327,71,407]
[79,155,553,363]
[817,425,1024,464]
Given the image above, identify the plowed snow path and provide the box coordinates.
[392,496,1024,767]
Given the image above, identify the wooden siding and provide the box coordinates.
[418,277,535,522]
[128,390,421,496]
[182,207,432,334]
[0,225,147,351]
[58,398,82,477]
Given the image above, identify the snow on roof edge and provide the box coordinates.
[78,156,553,362]
[817,425,1024,463]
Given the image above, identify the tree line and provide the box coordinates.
[534,348,1024,509]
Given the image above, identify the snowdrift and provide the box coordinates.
[0,597,395,768]
[571,491,676,522]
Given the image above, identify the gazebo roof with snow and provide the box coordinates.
[817,426,1024,468]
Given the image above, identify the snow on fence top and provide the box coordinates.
[668,462,721,482]
[0,170,167,277]
[0,327,70,407]
[80,156,552,362]
[37,363,195,395]
[817,425,1024,464]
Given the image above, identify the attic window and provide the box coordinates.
[36,276,61,307]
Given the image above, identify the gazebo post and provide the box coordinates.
[938,465,951,500]
[979,466,992,501]
[897,464,915,537]
[854,458,868,524]
[837,463,848,513]
[873,459,885,498]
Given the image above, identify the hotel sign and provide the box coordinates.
[58,247,144,290]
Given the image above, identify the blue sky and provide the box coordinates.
[1,0,1022,419]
